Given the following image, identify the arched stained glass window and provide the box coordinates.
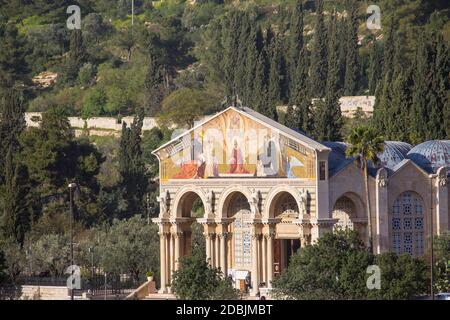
[230,194,252,268]
[391,192,424,256]
[332,196,355,230]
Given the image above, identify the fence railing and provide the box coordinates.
[0,273,144,300]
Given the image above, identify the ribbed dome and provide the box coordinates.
[407,140,450,172]
[377,141,412,170]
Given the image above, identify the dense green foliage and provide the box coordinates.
[272,231,429,300]
[171,248,239,300]
[0,0,446,141]
[0,0,448,295]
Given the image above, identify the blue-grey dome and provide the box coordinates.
[377,141,412,170]
[407,140,450,173]
[323,141,355,176]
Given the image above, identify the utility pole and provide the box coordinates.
[430,177,434,300]
[68,183,77,301]
[131,0,134,36]
[146,193,150,225]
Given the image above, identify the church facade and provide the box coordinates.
[152,106,450,296]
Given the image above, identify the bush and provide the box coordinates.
[78,63,96,87]
[81,87,107,119]
[171,248,239,300]
[272,231,429,300]
[272,230,371,300]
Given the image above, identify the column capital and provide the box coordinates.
[251,233,262,240]
[158,231,170,238]
[204,232,216,239]
[171,231,184,238]
[217,232,229,239]
[264,231,276,239]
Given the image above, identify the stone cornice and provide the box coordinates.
[196,218,217,225]
[152,217,170,225]
[261,218,281,225]
[310,218,339,227]
[169,217,195,225]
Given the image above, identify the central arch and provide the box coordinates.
[264,186,303,219]
[218,186,253,219]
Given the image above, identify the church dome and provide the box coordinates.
[323,141,354,176]
[377,141,412,170]
[407,140,450,172]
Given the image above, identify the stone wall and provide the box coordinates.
[21,285,70,300]
[25,113,159,131]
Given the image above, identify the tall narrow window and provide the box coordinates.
[390,192,424,256]
[319,161,326,180]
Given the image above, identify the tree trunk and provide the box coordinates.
[363,162,373,253]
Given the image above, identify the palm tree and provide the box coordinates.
[345,125,384,253]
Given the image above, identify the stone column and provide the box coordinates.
[266,233,274,288]
[159,232,167,293]
[436,168,449,235]
[174,232,181,271]
[261,236,267,285]
[169,234,174,280]
[219,233,227,275]
[214,234,220,268]
[205,233,212,265]
[251,234,260,296]
[375,168,389,254]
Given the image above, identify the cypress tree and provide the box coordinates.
[65,29,86,84]
[367,40,382,95]
[427,34,448,140]
[314,11,342,141]
[253,52,269,115]
[223,10,242,105]
[267,37,283,121]
[336,17,347,93]
[287,1,304,99]
[373,18,396,135]
[0,147,30,245]
[343,0,360,96]
[308,0,328,98]
[0,21,28,88]
[286,53,312,135]
[381,17,396,79]
[236,12,251,103]
[145,51,167,116]
[118,108,148,218]
[388,68,412,142]
[410,32,429,143]
[0,89,25,185]
[243,24,260,106]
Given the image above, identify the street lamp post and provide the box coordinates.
[68,182,77,301]
[88,247,94,293]
[430,178,434,300]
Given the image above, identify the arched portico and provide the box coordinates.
[264,185,303,219]
[172,185,209,218]
[217,186,253,218]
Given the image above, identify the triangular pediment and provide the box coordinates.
[154,107,329,182]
